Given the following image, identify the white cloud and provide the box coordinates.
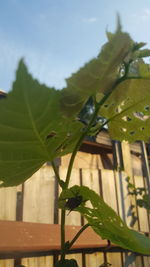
[83,17,98,23]
[132,8,150,22]
[142,8,150,18]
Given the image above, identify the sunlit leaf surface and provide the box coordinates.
[100,79,150,142]
[0,61,83,186]
[61,23,132,116]
[59,185,150,255]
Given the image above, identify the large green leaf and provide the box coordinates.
[59,186,150,255]
[0,60,83,187]
[99,79,150,142]
[61,23,132,116]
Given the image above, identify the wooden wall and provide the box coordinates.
[0,137,150,267]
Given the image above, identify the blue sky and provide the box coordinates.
[1,0,150,92]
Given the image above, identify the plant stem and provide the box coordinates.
[60,209,66,261]
[65,104,100,189]
[58,78,128,261]
[69,224,89,249]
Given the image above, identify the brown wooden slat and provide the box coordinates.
[0,184,17,266]
[22,166,55,266]
[0,220,109,254]
[81,168,103,265]
[121,141,139,230]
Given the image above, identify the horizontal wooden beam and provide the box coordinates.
[0,220,117,259]
[0,221,150,260]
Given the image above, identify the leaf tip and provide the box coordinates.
[17,58,28,72]
[116,13,122,32]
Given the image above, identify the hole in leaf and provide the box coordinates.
[130,131,135,135]
[141,127,145,131]
[46,131,56,139]
[122,116,132,122]
[121,128,127,132]
[122,116,126,121]
[56,141,68,152]
[133,112,149,121]
[104,104,108,108]
[145,105,150,111]
[127,117,132,121]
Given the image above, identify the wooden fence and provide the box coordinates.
[0,132,150,267]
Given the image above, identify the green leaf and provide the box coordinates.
[55,259,78,267]
[0,60,83,187]
[59,185,150,255]
[132,42,146,51]
[61,22,132,116]
[100,79,150,142]
[134,49,150,59]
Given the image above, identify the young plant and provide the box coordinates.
[0,19,150,266]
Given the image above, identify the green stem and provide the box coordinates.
[59,77,128,260]
[69,224,90,249]
[64,91,113,189]
[65,104,100,189]
[60,209,66,261]
[51,161,66,260]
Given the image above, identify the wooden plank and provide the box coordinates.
[121,142,145,266]
[131,153,143,176]
[0,259,14,267]
[61,152,103,169]
[85,252,104,267]
[23,165,55,223]
[121,141,139,230]
[0,186,17,266]
[82,168,100,195]
[115,171,134,225]
[82,168,102,266]
[0,187,17,220]
[101,170,124,266]
[22,256,54,267]
[0,221,109,255]
[22,165,55,267]
[96,130,112,146]
[143,256,150,267]
[107,252,122,267]
[134,175,149,233]
[134,256,144,267]
[101,169,118,213]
